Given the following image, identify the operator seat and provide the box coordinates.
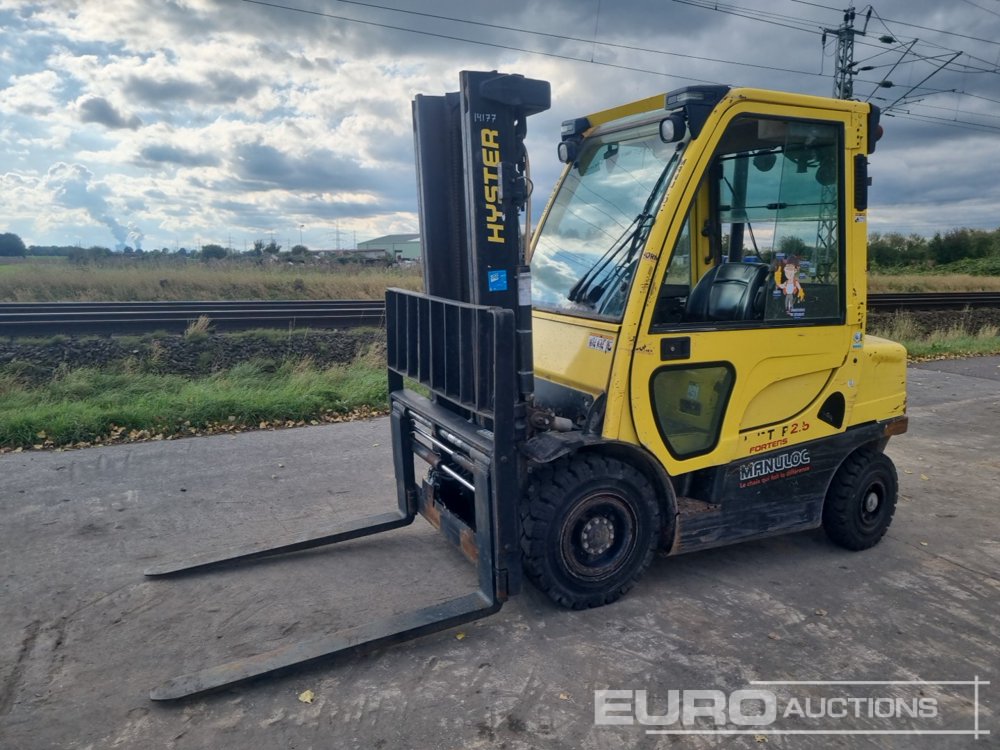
[684,262,769,322]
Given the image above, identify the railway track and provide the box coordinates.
[867,291,1000,311]
[0,293,997,336]
[0,300,387,336]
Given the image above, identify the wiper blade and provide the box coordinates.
[567,212,645,304]
[567,151,678,306]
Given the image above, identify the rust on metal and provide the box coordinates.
[460,528,479,564]
[883,415,909,437]
[420,490,442,529]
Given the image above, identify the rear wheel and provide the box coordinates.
[520,454,660,609]
[823,449,898,550]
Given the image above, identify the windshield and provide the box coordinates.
[531,121,681,321]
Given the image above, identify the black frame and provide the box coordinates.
[648,360,737,460]
[648,114,848,335]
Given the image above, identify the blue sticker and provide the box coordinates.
[487,269,508,292]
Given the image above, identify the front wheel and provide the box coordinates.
[520,454,661,609]
[823,449,898,550]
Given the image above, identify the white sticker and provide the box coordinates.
[587,334,614,353]
[854,213,867,223]
[518,272,532,306]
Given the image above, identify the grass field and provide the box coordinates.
[0,357,388,450]
[867,273,1000,293]
[1,257,999,300]
[0,260,422,301]
[869,314,1000,359]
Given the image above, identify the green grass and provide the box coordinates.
[0,359,388,449]
[870,315,1000,359]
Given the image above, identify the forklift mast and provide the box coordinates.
[412,71,550,406]
[145,71,550,701]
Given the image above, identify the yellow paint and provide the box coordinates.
[584,94,666,129]
[480,128,503,243]
[532,87,905,478]
[852,335,908,424]
[532,311,618,396]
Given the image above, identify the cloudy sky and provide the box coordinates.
[2,0,1000,251]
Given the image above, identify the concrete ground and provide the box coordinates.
[1,358,997,750]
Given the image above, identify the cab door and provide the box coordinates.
[629,104,863,478]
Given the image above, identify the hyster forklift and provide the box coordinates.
[147,71,907,700]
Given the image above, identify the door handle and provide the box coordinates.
[661,337,691,361]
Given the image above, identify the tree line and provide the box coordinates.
[0,233,314,263]
[868,228,1000,272]
[7,227,1000,273]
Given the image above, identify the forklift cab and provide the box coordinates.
[532,87,902,472]
[530,86,906,576]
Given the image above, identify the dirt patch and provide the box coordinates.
[0,328,383,382]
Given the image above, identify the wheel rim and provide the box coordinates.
[857,480,886,532]
[559,492,638,582]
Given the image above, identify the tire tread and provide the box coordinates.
[520,454,659,609]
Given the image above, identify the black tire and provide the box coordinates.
[520,454,661,609]
[823,449,898,551]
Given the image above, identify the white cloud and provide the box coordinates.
[0,0,999,250]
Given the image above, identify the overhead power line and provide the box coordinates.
[243,0,1000,134]
[710,1,1000,119]
[887,109,1000,133]
[791,0,1000,46]
[239,0,714,85]
[324,0,822,75]
[239,0,828,83]
[957,0,1000,19]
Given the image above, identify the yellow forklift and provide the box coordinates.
[147,71,907,700]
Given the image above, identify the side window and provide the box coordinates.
[651,216,691,326]
[652,115,843,328]
[717,116,843,323]
[651,364,734,458]
[663,217,691,286]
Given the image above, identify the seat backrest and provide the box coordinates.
[684,262,768,322]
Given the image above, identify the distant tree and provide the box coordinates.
[177,247,189,256]
[201,244,228,261]
[68,246,112,264]
[868,232,931,267]
[0,232,27,257]
[243,240,265,258]
[286,245,310,264]
[123,246,135,254]
[264,240,281,255]
[26,245,80,257]
[929,228,993,266]
[778,236,809,256]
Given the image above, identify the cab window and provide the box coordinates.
[652,114,843,328]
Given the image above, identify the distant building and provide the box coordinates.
[308,248,392,263]
[357,234,422,262]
